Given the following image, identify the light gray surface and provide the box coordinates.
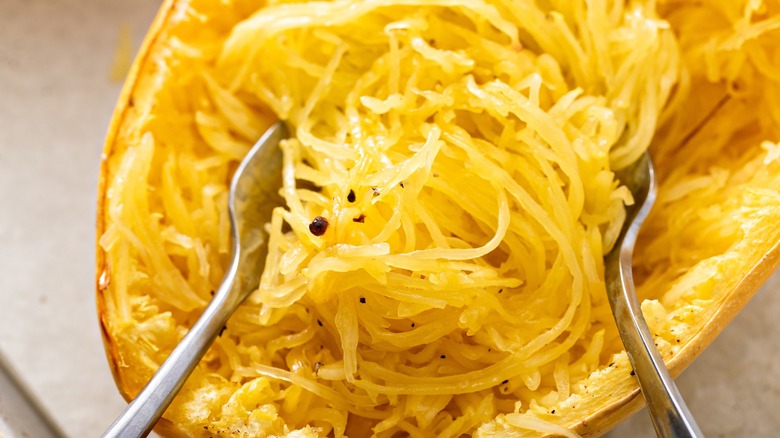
[0,351,65,438]
[0,1,778,437]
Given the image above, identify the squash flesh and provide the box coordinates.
[96,0,780,436]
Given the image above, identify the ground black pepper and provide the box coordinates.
[347,189,356,203]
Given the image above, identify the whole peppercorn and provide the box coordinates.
[309,216,329,236]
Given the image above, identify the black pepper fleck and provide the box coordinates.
[400,182,405,188]
[501,379,509,385]
[630,370,636,376]
[498,289,503,294]
[353,214,365,223]
[347,189,356,203]
[359,297,366,304]
[609,362,615,367]
[440,355,446,359]
[551,409,556,414]
[309,216,329,236]
[372,187,380,197]
[411,322,416,328]
[317,319,323,327]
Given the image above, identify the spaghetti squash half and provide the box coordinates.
[97,0,780,436]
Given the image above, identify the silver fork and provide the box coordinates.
[605,152,704,437]
[101,122,288,438]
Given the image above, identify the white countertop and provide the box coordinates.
[0,1,778,436]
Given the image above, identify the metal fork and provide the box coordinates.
[101,122,288,438]
[604,152,704,437]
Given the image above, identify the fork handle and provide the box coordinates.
[101,262,240,438]
[607,252,705,438]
